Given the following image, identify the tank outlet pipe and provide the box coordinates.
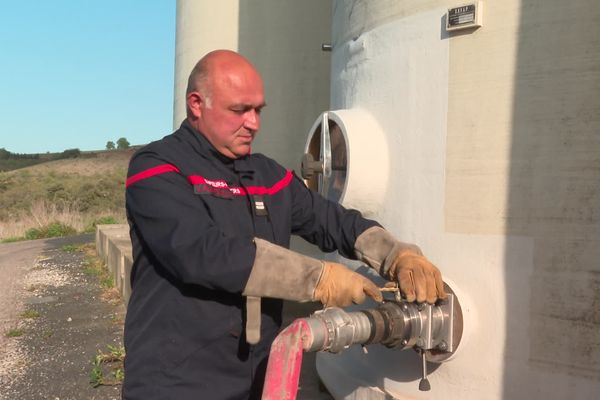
[262,291,462,399]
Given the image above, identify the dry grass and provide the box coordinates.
[0,200,125,240]
[0,201,82,239]
[0,199,120,239]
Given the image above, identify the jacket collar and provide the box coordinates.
[178,119,255,173]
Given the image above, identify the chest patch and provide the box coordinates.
[194,183,235,198]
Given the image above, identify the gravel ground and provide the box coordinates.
[0,235,333,400]
[0,235,125,400]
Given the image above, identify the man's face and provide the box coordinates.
[193,66,265,159]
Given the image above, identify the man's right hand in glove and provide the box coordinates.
[313,262,383,308]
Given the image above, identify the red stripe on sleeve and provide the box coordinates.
[126,164,181,188]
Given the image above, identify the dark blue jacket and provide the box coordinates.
[123,120,377,399]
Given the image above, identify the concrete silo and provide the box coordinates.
[303,1,600,399]
[174,0,332,171]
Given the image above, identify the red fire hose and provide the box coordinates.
[261,319,311,400]
[261,297,460,399]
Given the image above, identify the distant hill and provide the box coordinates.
[0,149,137,240]
[20,149,137,176]
[0,147,141,172]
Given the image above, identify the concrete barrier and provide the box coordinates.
[122,252,133,303]
[96,224,132,305]
[96,224,129,263]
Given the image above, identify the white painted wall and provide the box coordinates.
[316,1,600,399]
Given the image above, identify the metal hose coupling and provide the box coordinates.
[301,289,463,362]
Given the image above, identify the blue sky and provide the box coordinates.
[0,1,176,154]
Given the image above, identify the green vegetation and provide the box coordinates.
[61,148,81,158]
[0,147,96,172]
[116,137,130,150]
[4,328,25,338]
[90,345,126,387]
[84,216,119,233]
[1,216,122,243]
[61,244,80,252]
[100,276,115,290]
[24,222,77,240]
[0,169,126,218]
[20,309,40,319]
[81,244,114,288]
[0,169,126,220]
[0,148,44,171]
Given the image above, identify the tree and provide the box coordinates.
[61,148,81,158]
[116,137,130,150]
[106,141,115,150]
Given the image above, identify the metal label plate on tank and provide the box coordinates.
[447,3,482,31]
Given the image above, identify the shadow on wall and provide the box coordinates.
[236,0,332,173]
[504,0,600,398]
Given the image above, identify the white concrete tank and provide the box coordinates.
[308,1,600,399]
[174,0,332,170]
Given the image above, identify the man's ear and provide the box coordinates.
[186,92,203,118]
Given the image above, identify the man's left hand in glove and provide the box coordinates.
[354,226,447,304]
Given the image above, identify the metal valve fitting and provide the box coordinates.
[301,287,463,362]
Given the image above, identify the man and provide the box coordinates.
[123,50,445,399]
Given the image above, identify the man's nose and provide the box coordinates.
[244,110,260,131]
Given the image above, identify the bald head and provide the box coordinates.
[186,50,261,110]
[185,50,266,159]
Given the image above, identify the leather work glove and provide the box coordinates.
[387,248,446,304]
[313,262,383,308]
[354,226,447,304]
[244,239,383,344]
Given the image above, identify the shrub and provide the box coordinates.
[60,148,81,159]
[24,228,42,240]
[84,216,119,233]
[45,222,76,237]
[23,222,76,240]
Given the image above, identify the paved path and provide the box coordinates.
[0,239,49,342]
[0,234,124,400]
[0,235,97,343]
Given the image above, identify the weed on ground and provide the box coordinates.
[20,310,40,319]
[4,328,25,338]
[90,344,126,388]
